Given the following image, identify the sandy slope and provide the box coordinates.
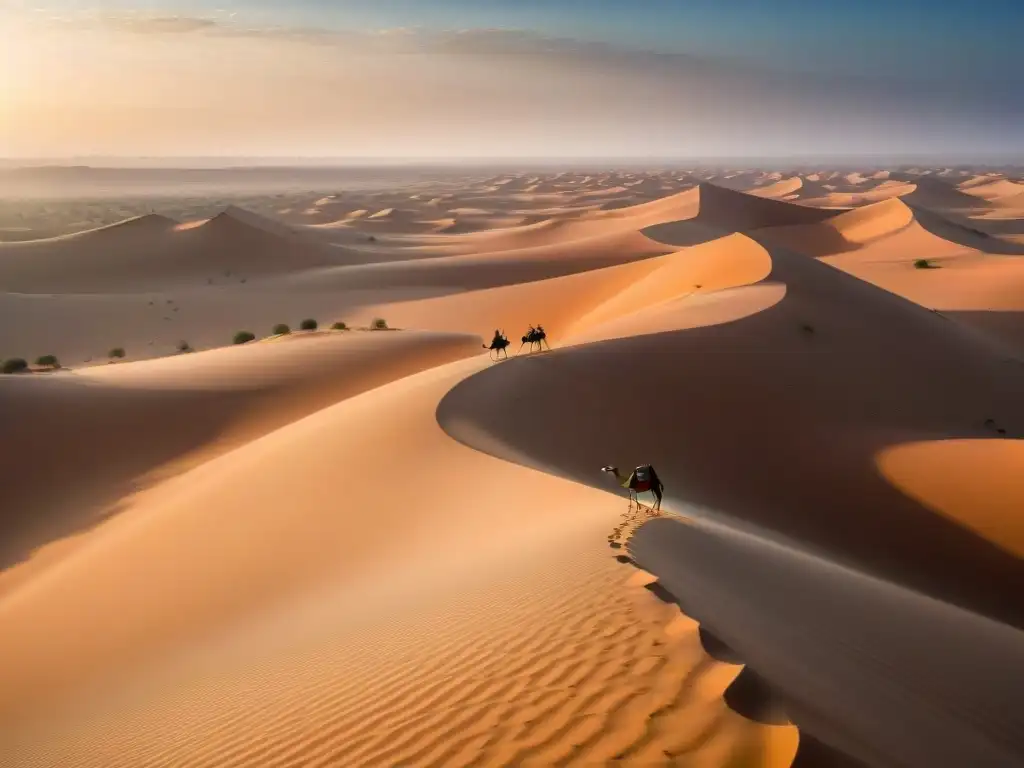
[759,198,1024,354]
[3,169,1022,767]
[433,233,1024,765]
[0,331,482,592]
[1,352,791,767]
[0,208,360,294]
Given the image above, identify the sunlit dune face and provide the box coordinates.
[877,439,1024,559]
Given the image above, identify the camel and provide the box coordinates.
[483,330,511,360]
[601,464,664,511]
[518,324,550,355]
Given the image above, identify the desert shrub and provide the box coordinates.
[177,340,192,353]
[367,235,377,242]
[36,354,60,368]
[233,330,256,345]
[2,358,28,374]
[332,321,348,331]
[272,323,291,335]
[109,347,126,359]
[914,258,937,269]
[300,318,318,331]
[370,317,389,330]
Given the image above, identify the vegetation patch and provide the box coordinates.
[35,354,60,369]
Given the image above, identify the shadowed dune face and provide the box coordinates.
[626,517,1024,768]
[437,236,1024,628]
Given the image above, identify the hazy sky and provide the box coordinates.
[2,1,1022,160]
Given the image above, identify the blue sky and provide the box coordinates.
[29,0,1021,79]
[5,1,1023,158]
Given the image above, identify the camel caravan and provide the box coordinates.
[483,324,550,360]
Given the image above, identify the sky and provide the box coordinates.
[2,0,1022,161]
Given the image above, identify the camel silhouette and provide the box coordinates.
[518,324,550,355]
[483,330,511,360]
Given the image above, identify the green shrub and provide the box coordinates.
[370,317,389,330]
[272,323,291,336]
[35,354,60,368]
[109,347,126,359]
[331,321,348,331]
[2,358,28,374]
[233,331,256,345]
[300,318,318,331]
[914,258,938,269]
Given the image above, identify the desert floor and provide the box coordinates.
[2,165,1023,767]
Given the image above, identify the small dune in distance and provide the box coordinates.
[2,162,1024,768]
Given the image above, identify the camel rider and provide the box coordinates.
[492,329,505,346]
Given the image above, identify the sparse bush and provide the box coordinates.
[371,317,389,330]
[233,330,256,345]
[300,318,318,331]
[914,258,938,269]
[109,347,126,359]
[36,354,60,368]
[272,323,291,336]
[177,340,192,353]
[331,321,348,331]
[367,235,377,242]
[2,358,28,374]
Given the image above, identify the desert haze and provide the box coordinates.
[2,163,1024,768]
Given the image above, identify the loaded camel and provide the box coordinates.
[601,464,664,512]
[484,329,511,361]
[518,324,550,355]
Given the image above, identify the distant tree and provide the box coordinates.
[109,347,126,359]
[371,317,389,330]
[1,358,28,374]
[331,321,348,330]
[273,323,291,335]
[300,318,318,331]
[914,258,938,269]
[35,354,60,368]
[176,340,192,353]
[233,331,256,345]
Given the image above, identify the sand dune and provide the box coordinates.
[759,199,1024,354]
[959,177,1024,199]
[3,166,1023,768]
[0,351,790,766]
[436,233,1024,624]
[745,177,803,199]
[0,207,353,293]
[0,331,481,592]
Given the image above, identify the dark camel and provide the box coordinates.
[518,324,550,355]
[601,464,664,511]
[484,330,511,360]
